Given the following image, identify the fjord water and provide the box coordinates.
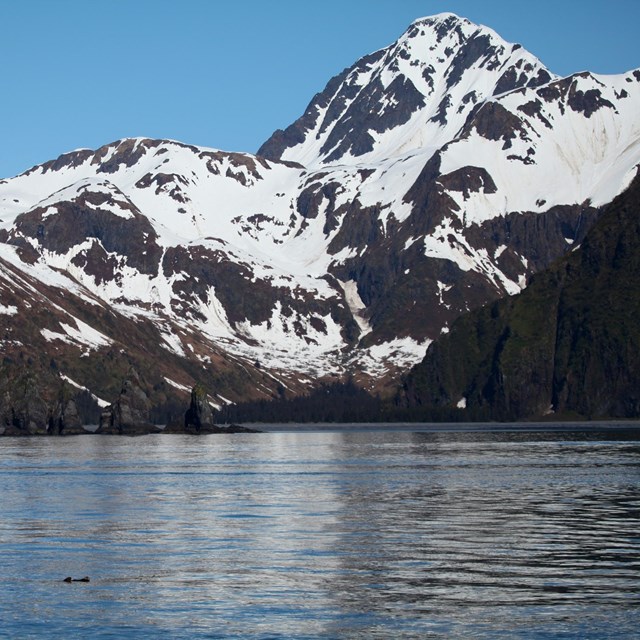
[0,427,638,639]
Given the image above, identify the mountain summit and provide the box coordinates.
[259,12,554,166]
[0,14,639,424]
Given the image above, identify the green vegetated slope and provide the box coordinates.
[402,172,640,421]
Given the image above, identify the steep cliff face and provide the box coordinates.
[402,172,640,420]
[0,367,86,436]
[0,12,638,418]
[97,368,158,435]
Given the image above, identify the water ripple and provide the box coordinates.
[0,428,638,638]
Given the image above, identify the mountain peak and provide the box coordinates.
[258,14,554,167]
[408,12,471,31]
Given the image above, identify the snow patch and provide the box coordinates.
[163,377,191,394]
[494,245,507,259]
[160,328,185,356]
[338,279,372,337]
[41,318,111,350]
[60,374,110,407]
[0,304,17,315]
[355,337,432,378]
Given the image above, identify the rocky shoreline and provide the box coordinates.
[0,367,259,436]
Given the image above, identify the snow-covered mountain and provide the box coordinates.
[0,12,639,414]
[259,13,555,166]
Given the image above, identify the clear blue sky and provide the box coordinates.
[0,0,638,178]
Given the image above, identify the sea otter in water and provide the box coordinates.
[63,576,90,582]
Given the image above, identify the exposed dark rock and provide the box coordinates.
[0,371,49,436]
[25,149,94,176]
[467,204,599,275]
[494,64,553,96]
[422,64,436,91]
[296,180,344,234]
[162,244,276,327]
[430,13,464,43]
[445,33,494,89]
[185,383,215,432]
[93,138,158,174]
[257,62,359,161]
[402,151,448,228]
[231,213,288,240]
[259,42,427,165]
[70,240,120,285]
[430,95,452,125]
[135,172,191,202]
[567,83,615,118]
[536,73,615,118]
[517,99,553,128]
[297,181,334,220]
[320,75,426,163]
[438,166,497,199]
[162,243,355,346]
[8,186,163,277]
[165,385,262,434]
[48,384,84,435]
[0,367,88,436]
[327,200,386,253]
[97,368,160,435]
[462,101,529,149]
[223,423,261,433]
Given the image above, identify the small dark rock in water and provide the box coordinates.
[226,423,261,433]
[63,576,90,582]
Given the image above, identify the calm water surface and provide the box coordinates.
[0,427,639,639]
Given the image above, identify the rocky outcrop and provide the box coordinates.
[184,383,215,432]
[8,182,163,277]
[0,370,86,436]
[48,385,84,435]
[164,384,261,434]
[97,368,160,435]
[0,372,49,436]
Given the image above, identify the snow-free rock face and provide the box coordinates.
[98,368,158,435]
[0,371,49,436]
[0,12,639,410]
[184,384,215,432]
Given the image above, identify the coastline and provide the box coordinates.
[2,420,640,438]
[245,420,640,433]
